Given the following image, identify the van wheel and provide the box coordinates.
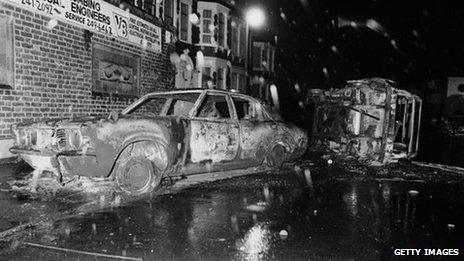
[266,145,286,168]
[115,156,161,195]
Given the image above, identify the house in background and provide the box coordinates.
[172,0,279,97]
[173,0,249,92]
[249,40,276,102]
[421,77,464,137]
[420,77,464,121]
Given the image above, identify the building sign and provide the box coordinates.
[6,0,162,52]
[92,44,140,96]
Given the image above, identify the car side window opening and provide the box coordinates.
[128,98,167,116]
[262,104,282,121]
[196,94,231,119]
[164,93,199,116]
[232,96,260,120]
[126,93,199,116]
[166,99,196,116]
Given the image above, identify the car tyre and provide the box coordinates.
[115,156,161,195]
[266,144,286,168]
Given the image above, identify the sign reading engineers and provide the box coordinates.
[7,0,162,52]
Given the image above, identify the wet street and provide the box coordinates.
[4,0,464,260]
[0,161,463,260]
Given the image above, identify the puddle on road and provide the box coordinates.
[0,167,462,260]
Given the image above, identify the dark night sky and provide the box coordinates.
[232,0,464,123]
[236,0,464,88]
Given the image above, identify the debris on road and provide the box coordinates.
[23,242,143,261]
[412,161,464,174]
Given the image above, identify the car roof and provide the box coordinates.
[142,89,265,104]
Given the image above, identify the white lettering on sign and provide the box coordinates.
[393,249,460,256]
[7,0,162,52]
[113,13,128,38]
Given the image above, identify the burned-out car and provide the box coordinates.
[10,89,307,194]
[307,78,422,165]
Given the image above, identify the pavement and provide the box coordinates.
[0,158,463,260]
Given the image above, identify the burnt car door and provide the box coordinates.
[188,93,240,168]
[230,95,268,165]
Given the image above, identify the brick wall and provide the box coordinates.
[0,2,175,140]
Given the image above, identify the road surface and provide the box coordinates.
[0,160,463,260]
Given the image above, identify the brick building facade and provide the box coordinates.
[0,0,177,158]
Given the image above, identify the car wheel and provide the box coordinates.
[266,145,286,168]
[116,156,161,195]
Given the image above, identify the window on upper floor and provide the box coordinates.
[239,26,246,58]
[218,13,225,47]
[231,24,239,56]
[230,73,238,90]
[134,0,142,8]
[140,0,154,16]
[179,1,190,42]
[202,67,212,87]
[156,0,164,19]
[252,45,262,70]
[217,68,224,89]
[132,0,166,20]
[270,50,275,72]
[164,0,174,25]
[203,67,211,78]
[239,74,247,93]
[201,10,213,44]
[261,48,268,69]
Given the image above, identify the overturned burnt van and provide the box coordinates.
[10,89,308,194]
[308,78,422,165]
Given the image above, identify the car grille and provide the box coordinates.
[55,128,67,149]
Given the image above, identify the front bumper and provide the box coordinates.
[10,148,100,177]
[10,148,60,173]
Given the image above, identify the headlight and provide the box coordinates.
[30,130,37,145]
[17,129,27,145]
[69,130,83,150]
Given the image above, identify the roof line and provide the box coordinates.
[141,89,266,103]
